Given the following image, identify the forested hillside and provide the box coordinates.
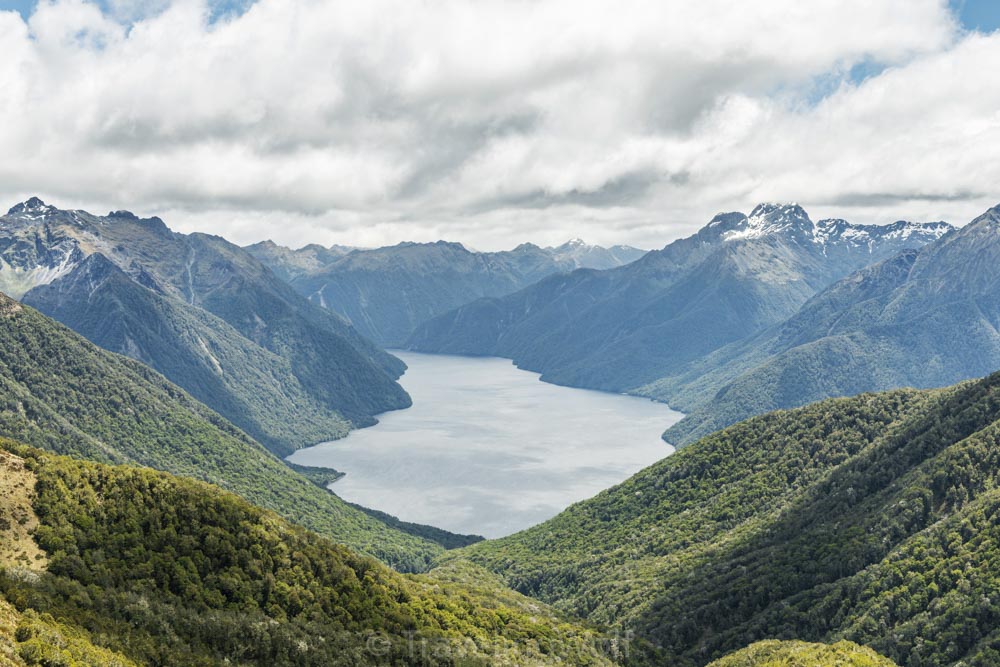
[0,292,438,570]
[0,444,614,666]
[23,253,351,456]
[447,370,1000,666]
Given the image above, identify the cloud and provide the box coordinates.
[1,0,995,250]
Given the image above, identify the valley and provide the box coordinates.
[289,351,683,537]
[1,196,999,666]
[2,3,996,665]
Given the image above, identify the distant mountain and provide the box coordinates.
[0,443,614,666]
[665,203,1000,444]
[1,198,409,455]
[544,238,647,270]
[408,204,951,398]
[252,238,646,346]
[0,292,438,569]
[244,239,357,282]
[450,371,1000,666]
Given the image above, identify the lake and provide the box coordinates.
[288,351,683,538]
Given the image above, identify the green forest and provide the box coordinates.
[0,442,614,666]
[448,371,1000,665]
[0,294,441,570]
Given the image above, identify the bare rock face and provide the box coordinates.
[0,293,22,318]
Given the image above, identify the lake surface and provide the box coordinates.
[288,351,683,538]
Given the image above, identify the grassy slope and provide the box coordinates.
[707,640,897,667]
[0,452,46,572]
[0,294,439,571]
[0,444,614,667]
[446,371,1000,666]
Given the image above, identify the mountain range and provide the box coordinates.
[8,191,1000,665]
[243,240,358,282]
[248,237,646,346]
[660,203,1000,444]
[407,203,952,404]
[0,198,409,456]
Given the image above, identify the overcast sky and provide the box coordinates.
[1,0,999,250]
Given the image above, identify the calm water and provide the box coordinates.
[288,351,683,538]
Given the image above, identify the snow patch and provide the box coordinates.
[719,203,952,250]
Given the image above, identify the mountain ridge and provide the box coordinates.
[407,203,951,399]
[0,198,410,455]
[0,442,616,666]
[249,237,646,345]
[663,202,1000,444]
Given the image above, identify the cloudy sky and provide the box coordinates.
[0,0,999,250]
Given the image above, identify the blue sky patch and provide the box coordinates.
[0,0,256,23]
[3,0,999,33]
[950,0,1000,33]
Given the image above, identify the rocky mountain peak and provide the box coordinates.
[703,203,815,243]
[744,202,813,234]
[6,197,56,217]
[700,203,953,250]
[965,202,1000,230]
[702,212,747,234]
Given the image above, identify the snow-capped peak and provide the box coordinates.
[724,203,813,240]
[543,239,645,269]
[547,239,594,254]
[813,218,953,246]
[709,203,952,249]
[747,202,811,229]
[7,197,57,218]
[748,202,805,218]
